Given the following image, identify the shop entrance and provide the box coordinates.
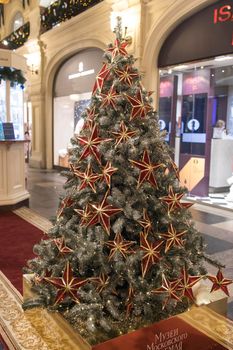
[158,0,233,205]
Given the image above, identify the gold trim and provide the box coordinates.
[13,207,52,233]
[0,272,90,349]
[179,306,233,349]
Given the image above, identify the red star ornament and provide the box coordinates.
[125,286,134,318]
[53,237,73,255]
[87,190,122,235]
[100,86,120,110]
[126,90,152,121]
[44,261,88,305]
[160,224,187,253]
[160,186,193,213]
[130,150,164,188]
[140,232,163,278]
[112,121,137,146]
[92,63,111,94]
[138,209,153,235]
[57,197,74,219]
[90,273,110,294]
[74,205,93,226]
[107,39,128,60]
[105,232,135,260]
[100,161,118,187]
[83,106,98,129]
[76,123,112,164]
[115,66,138,86]
[207,270,233,296]
[177,268,202,302]
[75,163,100,193]
[152,275,181,309]
[70,163,80,176]
[166,157,180,181]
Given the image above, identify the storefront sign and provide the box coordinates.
[213,3,233,45]
[213,4,233,23]
[158,0,233,67]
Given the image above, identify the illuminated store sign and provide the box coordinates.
[213,4,233,23]
[158,0,233,68]
[213,3,233,45]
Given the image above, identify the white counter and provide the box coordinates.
[209,138,233,189]
[0,140,30,206]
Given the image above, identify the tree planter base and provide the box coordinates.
[23,275,232,350]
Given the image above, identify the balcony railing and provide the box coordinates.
[40,0,103,34]
[0,22,30,50]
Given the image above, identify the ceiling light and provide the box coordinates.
[214,56,233,62]
[173,65,188,70]
[68,69,94,80]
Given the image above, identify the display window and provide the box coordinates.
[53,48,103,167]
[159,55,233,201]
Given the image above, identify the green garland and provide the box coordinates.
[0,67,26,87]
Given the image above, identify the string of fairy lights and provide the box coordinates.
[0,0,102,50]
[40,0,103,33]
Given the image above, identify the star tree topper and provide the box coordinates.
[107,38,128,60]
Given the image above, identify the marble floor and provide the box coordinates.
[26,166,233,316]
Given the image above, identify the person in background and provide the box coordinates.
[213,119,227,139]
[24,130,30,163]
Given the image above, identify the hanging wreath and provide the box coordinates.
[0,67,26,88]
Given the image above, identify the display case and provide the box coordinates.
[10,84,24,139]
[0,49,28,208]
[0,80,6,123]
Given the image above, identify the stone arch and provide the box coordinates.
[43,39,106,168]
[141,0,216,107]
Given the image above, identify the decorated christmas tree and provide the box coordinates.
[23,18,232,345]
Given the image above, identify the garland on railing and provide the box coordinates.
[0,67,26,88]
[0,22,30,50]
[40,0,103,33]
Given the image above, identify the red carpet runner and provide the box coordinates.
[0,211,44,294]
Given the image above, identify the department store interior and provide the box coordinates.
[0,0,233,349]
